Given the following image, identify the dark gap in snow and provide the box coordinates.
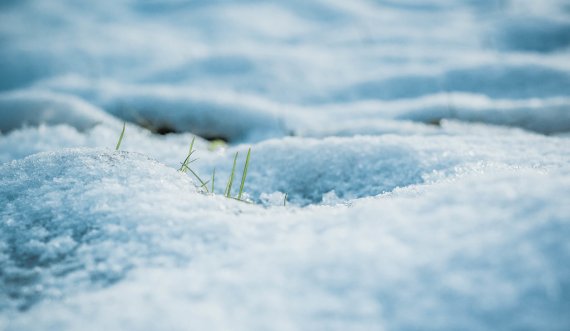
[199,134,229,143]
[427,119,443,127]
[136,120,231,142]
[154,125,177,135]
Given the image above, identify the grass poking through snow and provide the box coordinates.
[179,136,210,193]
[115,122,126,151]
[238,148,251,201]
[115,125,254,203]
[179,136,196,173]
[178,137,252,202]
[225,152,239,198]
[211,168,216,193]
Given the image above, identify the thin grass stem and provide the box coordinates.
[179,137,196,172]
[115,122,126,151]
[187,167,209,193]
[225,152,239,198]
[211,168,216,194]
[237,148,251,200]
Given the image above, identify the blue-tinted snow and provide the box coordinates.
[1,0,570,137]
[1,0,570,330]
[1,150,569,330]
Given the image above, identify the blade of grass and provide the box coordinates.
[211,168,216,194]
[179,136,196,172]
[187,167,209,193]
[179,151,195,173]
[115,122,126,151]
[283,193,288,206]
[237,148,251,200]
[225,152,239,198]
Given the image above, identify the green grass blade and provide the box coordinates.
[188,168,209,193]
[225,152,239,198]
[237,148,251,200]
[211,168,216,194]
[179,152,195,173]
[179,136,196,172]
[188,136,196,155]
[283,193,288,206]
[179,151,195,173]
[115,122,126,151]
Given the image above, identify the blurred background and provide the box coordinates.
[1,0,570,141]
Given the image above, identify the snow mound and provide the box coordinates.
[1,150,569,330]
[0,90,119,133]
[0,149,242,311]
[25,77,288,142]
[0,123,211,166]
[100,87,286,142]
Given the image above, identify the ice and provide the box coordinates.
[1,0,570,329]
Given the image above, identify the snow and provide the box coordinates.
[1,150,569,330]
[1,0,570,329]
[0,90,119,133]
[3,0,570,137]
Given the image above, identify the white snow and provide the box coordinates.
[0,150,569,330]
[1,0,570,329]
[0,90,119,133]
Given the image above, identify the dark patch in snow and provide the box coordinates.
[154,126,177,135]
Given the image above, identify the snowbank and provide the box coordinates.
[0,149,232,311]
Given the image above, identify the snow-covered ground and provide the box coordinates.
[1,0,570,330]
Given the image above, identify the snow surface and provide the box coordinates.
[1,150,569,331]
[2,0,570,137]
[1,0,570,330]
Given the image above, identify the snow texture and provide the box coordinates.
[1,150,569,331]
[1,0,570,330]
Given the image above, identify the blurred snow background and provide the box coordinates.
[1,0,570,330]
[2,0,570,138]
